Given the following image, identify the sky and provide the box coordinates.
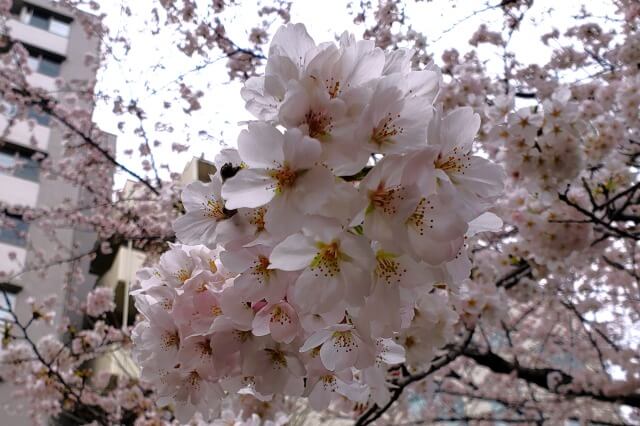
[89,0,615,189]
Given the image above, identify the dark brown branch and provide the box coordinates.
[496,261,532,289]
[558,188,639,241]
[0,66,161,195]
[32,94,162,196]
[462,345,640,408]
[515,91,537,98]
[355,329,475,426]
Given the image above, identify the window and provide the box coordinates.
[26,55,39,71]
[0,101,17,118]
[38,56,61,77]
[28,53,62,77]
[28,9,49,31]
[49,19,71,38]
[0,292,16,322]
[0,283,21,323]
[0,98,50,126]
[0,216,29,247]
[16,4,72,38]
[107,280,137,329]
[27,108,51,126]
[0,143,41,182]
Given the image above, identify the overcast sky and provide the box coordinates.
[90,0,614,189]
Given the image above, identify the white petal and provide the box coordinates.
[269,23,316,66]
[241,76,279,120]
[300,329,332,352]
[283,129,322,169]
[238,122,285,168]
[445,248,472,282]
[308,379,333,411]
[264,194,305,237]
[338,380,369,403]
[269,233,316,271]
[222,169,274,209]
[405,69,441,101]
[173,212,218,246]
[340,261,370,307]
[320,332,359,371]
[377,338,405,365]
[454,156,505,197]
[340,233,374,270]
[440,107,480,153]
[181,180,221,211]
[219,248,255,273]
[270,303,299,344]
[292,166,335,213]
[285,354,306,377]
[251,306,272,337]
[292,267,343,313]
[382,48,414,75]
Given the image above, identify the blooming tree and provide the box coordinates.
[0,1,639,426]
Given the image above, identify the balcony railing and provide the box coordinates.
[0,114,50,152]
[25,70,59,93]
[6,18,68,57]
[0,174,39,207]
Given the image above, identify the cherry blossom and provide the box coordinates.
[130,22,505,422]
[2,1,639,425]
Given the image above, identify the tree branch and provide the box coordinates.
[462,345,640,408]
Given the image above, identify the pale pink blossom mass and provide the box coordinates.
[132,23,504,422]
[0,1,639,425]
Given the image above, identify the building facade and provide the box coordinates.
[0,1,115,424]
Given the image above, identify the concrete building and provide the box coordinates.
[0,1,115,423]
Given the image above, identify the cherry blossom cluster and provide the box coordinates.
[0,0,639,425]
[131,23,505,422]
[0,288,151,425]
[497,88,585,195]
[508,188,594,268]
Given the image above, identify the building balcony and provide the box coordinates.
[91,349,140,381]
[96,244,147,290]
[0,174,39,207]
[7,18,68,57]
[180,156,217,186]
[0,115,50,152]
[25,70,58,93]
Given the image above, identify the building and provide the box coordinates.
[0,1,116,424]
[180,155,217,186]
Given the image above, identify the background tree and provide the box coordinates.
[0,0,639,425]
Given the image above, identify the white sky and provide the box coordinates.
[90,0,615,189]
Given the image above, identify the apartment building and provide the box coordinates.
[0,1,115,424]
